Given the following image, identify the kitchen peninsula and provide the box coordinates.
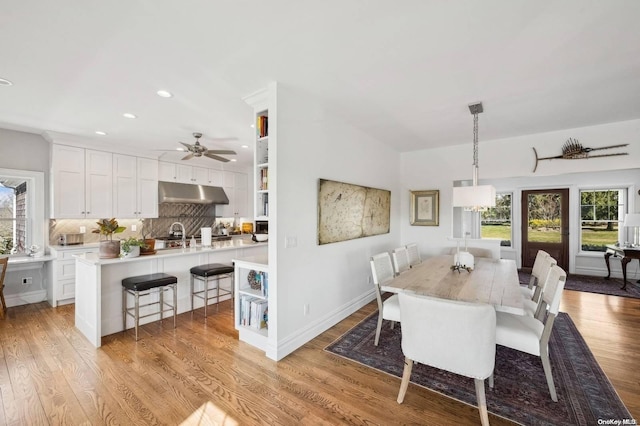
[74,238,267,347]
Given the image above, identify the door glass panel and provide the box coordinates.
[527,193,562,243]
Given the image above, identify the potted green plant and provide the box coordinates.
[93,218,126,259]
[139,218,156,255]
[120,237,145,258]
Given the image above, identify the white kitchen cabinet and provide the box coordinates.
[47,245,99,307]
[191,166,209,185]
[51,144,112,218]
[176,164,194,183]
[219,171,248,218]
[113,154,158,218]
[208,168,223,186]
[160,161,210,185]
[158,161,177,182]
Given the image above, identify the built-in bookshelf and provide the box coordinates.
[255,111,269,220]
[234,256,269,349]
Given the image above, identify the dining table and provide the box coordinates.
[380,254,525,315]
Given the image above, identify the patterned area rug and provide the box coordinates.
[519,271,640,299]
[325,312,632,426]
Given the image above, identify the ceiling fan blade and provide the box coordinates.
[207,150,236,155]
[204,152,230,162]
[180,142,193,151]
[181,153,194,161]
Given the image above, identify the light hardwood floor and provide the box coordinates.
[0,288,638,425]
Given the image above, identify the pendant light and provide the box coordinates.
[452,102,496,211]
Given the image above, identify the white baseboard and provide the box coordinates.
[5,290,47,307]
[269,290,376,361]
[574,266,640,281]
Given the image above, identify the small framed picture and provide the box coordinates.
[410,190,439,226]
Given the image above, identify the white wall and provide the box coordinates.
[273,85,401,358]
[400,119,640,274]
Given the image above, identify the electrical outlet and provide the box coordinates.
[22,277,32,285]
[304,303,310,316]
[79,226,86,233]
[131,224,137,232]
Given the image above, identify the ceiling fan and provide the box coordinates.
[160,132,237,162]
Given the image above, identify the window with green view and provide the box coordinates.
[580,189,625,252]
[481,193,512,247]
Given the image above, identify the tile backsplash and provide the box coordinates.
[49,203,250,245]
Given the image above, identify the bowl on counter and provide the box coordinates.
[252,233,268,242]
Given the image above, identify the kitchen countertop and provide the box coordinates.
[6,254,56,264]
[74,239,267,266]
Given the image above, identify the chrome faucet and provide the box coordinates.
[169,222,186,248]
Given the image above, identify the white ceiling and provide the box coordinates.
[1,1,639,169]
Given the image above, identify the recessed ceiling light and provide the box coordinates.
[123,113,137,119]
[157,90,173,98]
[241,144,249,149]
[0,78,13,86]
[230,159,237,162]
[250,124,255,128]
[95,131,107,136]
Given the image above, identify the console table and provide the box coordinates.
[604,245,640,290]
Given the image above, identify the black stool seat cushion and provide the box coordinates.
[190,263,234,277]
[122,273,177,292]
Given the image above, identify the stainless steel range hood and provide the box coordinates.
[158,181,229,204]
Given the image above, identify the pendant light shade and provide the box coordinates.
[452,185,496,209]
[452,102,496,211]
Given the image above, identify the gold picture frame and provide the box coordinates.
[410,190,439,226]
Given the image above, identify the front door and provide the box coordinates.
[521,188,569,271]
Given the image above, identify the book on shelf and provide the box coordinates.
[250,299,268,329]
[260,168,268,190]
[262,193,269,217]
[257,115,269,138]
[261,271,268,298]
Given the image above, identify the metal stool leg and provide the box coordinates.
[203,277,208,318]
[172,283,177,328]
[122,287,127,332]
[159,286,164,322]
[134,291,140,341]
[190,274,195,315]
[216,275,221,312]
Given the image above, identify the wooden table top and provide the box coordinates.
[381,254,524,315]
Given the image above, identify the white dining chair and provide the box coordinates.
[524,255,557,319]
[520,250,551,300]
[492,264,567,402]
[405,243,421,267]
[397,292,496,426]
[370,252,401,346]
[392,247,410,275]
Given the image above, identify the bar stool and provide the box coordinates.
[122,273,177,341]
[190,263,234,317]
